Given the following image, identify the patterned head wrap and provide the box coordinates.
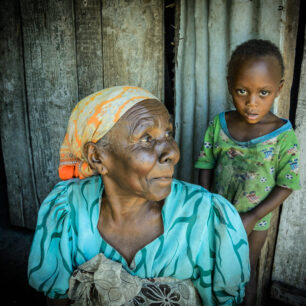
[59,86,159,180]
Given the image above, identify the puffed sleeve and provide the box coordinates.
[28,181,74,299]
[194,118,216,169]
[276,130,300,190]
[194,194,250,305]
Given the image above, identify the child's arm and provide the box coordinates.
[195,118,217,190]
[240,186,292,235]
[199,169,213,191]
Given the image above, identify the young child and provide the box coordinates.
[195,39,300,305]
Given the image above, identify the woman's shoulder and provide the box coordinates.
[170,179,211,201]
[170,179,237,213]
[28,177,103,299]
[168,179,247,235]
[47,175,102,203]
[37,176,103,224]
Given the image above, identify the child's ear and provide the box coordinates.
[276,79,285,97]
[83,142,108,175]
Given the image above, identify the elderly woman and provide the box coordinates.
[28,86,249,306]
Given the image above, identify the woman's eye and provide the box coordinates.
[236,89,247,95]
[140,135,153,143]
[260,90,270,96]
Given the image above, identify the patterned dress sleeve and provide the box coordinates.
[276,130,300,190]
[194,193,250,305]
[194,117,217,169]
[28,181,74,299]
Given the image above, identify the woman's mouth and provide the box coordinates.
[152,176,173,185]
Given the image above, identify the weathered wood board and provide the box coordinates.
[20,0,78,208]
[102,0,164,100]
[75,0,104,100]
[271,281,306,305]
[271,25,306,295]
[0,0,38,229]
[0,0,164,229]
[256,2,300,305]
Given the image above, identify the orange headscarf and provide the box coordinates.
[58,86,159,180]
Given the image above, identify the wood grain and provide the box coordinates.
[0,0,38,229]
[20,0,78,220]
[272,25,306,293]
[75,0,104,99]
[256,1,300,305]
[102,0,164,100]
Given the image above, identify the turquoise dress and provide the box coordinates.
[28,176,250,305]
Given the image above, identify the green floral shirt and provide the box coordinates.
[195,112,300,230]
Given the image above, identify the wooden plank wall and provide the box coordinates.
[102,0,164,98]
[0,0,163,229]
[255,2,300,305]
[0,0,38,229]
[271,22,306,302]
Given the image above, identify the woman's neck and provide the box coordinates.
[101,178,161,224]
[98,178,164,265]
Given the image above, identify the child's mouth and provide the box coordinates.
[246,113,259,120]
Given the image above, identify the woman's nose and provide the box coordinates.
[158,139,180,165]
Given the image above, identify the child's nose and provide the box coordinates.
[246,94,257,106]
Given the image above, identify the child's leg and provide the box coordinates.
[243,230,268,306]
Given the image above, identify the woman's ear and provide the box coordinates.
[83,142,108,175]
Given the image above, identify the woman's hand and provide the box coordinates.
[239,211,258,236]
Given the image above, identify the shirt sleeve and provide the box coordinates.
[194,118,216,169]
[194,194,250,305]
[28,181,74,299]
[276,130,300,190]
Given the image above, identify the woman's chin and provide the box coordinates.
[147,180,173,202]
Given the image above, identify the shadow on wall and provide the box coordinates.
[0,140,45,305]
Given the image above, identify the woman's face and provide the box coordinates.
[99,99,180,201]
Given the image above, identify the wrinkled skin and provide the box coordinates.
[92,99,180,202]
[86,99,180,264]
[49,99,180,306]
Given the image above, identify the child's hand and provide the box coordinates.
[239,211,258,236]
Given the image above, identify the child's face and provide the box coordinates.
[228,56,284,124]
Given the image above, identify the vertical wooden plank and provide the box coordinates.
[0,0,38,229]
[102,0,164,100]
[256,1,300,305]
[20,0,78,214]
[271,23,306,295]
[75,0,104,100]
[277,1,300,119]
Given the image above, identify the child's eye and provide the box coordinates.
[140,134,153,143]
[259,90,270,97]
[236,89,247,95]
[165,131,173,138]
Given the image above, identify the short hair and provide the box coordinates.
[228,39,285,79]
